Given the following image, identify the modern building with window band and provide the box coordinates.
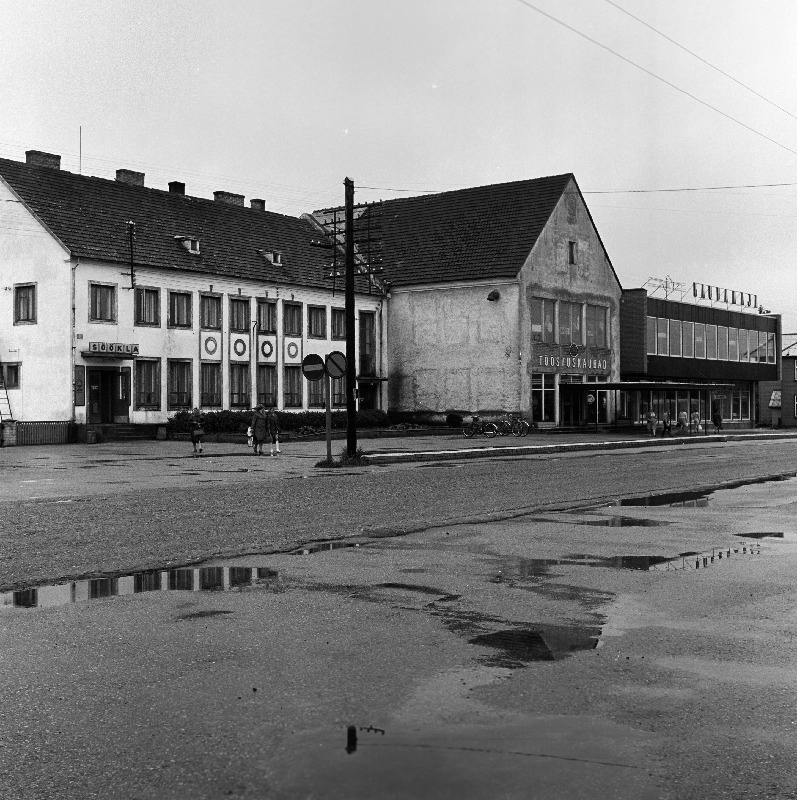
[619,288,780,430]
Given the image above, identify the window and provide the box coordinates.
[359,311,376,375]
[558,302,582,346]
[308,376,325,407]
[568,241,577,265]
[669,319,682,357]
[200,295,222,330]
[739,329,749,362]
[200,363,221,407]
[758,330,768,363]
[308,306,327,339]
[167,360,192,408]
[694,323,706,358]
[531,373,555,422]
[284,365,302,407]
[531,298,555,343]
[586,305,607,349]
[656,318,669,356]
[728,328,738,361]
[794,360,797,381]
[646,316,657,355]
[168,292,192,328]
[1,363,20,389]
[682,321,694,358]
[331,375,346,407]
[134,360,160,409]
[283,303,302,336]
[257,364,277,407]
[90,283,116,322]
[257,300,277,334]
[229,298,250,332]
[717,326,728,360]
[134,288,160,326]
[706,325,717,359]
[331,308,346,340]
[767,332,776,363]
[229,363,250,407]
[14,284,36,323]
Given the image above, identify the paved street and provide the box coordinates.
[1,435,797,799]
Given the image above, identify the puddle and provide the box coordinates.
[618,473,797,507]
[292,540,365,555]
[0,565,282,612]
[532,515,669,528]
[733,532,785,539]
[469,625,601,667]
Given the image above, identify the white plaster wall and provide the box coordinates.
[387,281,520,414]
[0,178,72,421]
[74,262,383,423]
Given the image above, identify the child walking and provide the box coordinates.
[266,406,281,456]
[189,408,205,455]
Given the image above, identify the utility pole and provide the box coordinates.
[344,178,357,457]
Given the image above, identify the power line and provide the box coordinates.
[512,0,797,160]
[602,0,797,123]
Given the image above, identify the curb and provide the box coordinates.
[362,431,797,465]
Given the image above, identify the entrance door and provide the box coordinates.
[358,383,377,410]
[559,386,582,426]
[87,368,130,424]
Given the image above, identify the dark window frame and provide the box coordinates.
[283,303,302,337]
[229,362,251,408]
[229,297,251,333]
[256,363,277,407]
[200,294,222,331]
[134,359,161,409]
[200,362,222,407]
[167,359,192,409]
[257,300,277,334]
[134,286,161,327]
[308,305,327,339]
[89,282,117,323]
[331,308,346,340]
[2,363,21,389]
[168,291,193,329]
[13,283,36,324]
[283,364,302,407]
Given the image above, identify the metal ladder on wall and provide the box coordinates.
[0,368,12,421]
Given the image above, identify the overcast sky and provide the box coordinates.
[2,0,797,329]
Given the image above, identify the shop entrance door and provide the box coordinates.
[559,386,583,426]
[87,367,130,424]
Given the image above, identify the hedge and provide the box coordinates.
[167,408,389,434]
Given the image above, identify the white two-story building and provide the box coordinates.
[0,150,386,441]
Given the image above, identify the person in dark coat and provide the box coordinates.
[250,404,268,455]
[189,408,204,455]
[266,406,281,456]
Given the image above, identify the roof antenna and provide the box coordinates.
[79,126,82,175]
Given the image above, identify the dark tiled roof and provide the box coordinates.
[0,157,356,292]
[371,174,613,287]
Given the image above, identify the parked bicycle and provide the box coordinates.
[462,414,498,438]
[496,415,530,437]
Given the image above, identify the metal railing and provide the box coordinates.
[15,421,76,446]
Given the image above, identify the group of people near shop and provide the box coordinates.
[645,405,723,436]
[187,405,281,456]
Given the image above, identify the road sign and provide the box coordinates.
[301,353,326,381]
[326,350,346,379]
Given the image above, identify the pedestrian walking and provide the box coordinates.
[250,404,268,455]
[662,409,672,437]
[189,408,205,455]
[677,410,688,431]
[712,402,723,433]
[646,409,657,437]
[267,405,281,456]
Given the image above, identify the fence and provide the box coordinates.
[14,421,76,446]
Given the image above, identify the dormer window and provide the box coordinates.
[175,235,200,255]
[258,249,283,265]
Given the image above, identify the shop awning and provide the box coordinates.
[578,381,735,391]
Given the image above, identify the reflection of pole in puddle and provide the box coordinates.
[346,725,357,754]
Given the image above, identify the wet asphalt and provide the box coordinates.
[1,435,797,798]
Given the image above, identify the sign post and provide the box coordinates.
[325,351,347,464]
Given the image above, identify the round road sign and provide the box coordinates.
[301,353,326,381]
[326,350,346,379]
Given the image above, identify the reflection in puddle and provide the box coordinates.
[292,540,365,555]
[533,515,670,528]
[0,566,281,612]
[469,625,601,667]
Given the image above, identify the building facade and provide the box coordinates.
[379,174,622,426]
[620,289,780,428]
[0,151,385,435]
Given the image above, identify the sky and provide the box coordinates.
[2,0,797,329]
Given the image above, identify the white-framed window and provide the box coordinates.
[229,297,250,333]
[728,328,738,361]
[134,287,160,327]
[200,294,222,330]
[646,316,657,355]
[283,303,302,337]
[135,359,161,409]
[308,306,327,339]
[717,326,728,360]
[168,292,192,329]
[706,325,718,359]
[167,359,192,409]
[1,363,20,389]
[669,319,682,357]
[682,321,694,358]
[656,318,669,356]
[694,323,706,358]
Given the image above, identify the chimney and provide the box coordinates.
[213,190,245,206]
[26,150,61,170]
[168,181,186,195]
[116,169,145,186]
[250,198,265,211]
